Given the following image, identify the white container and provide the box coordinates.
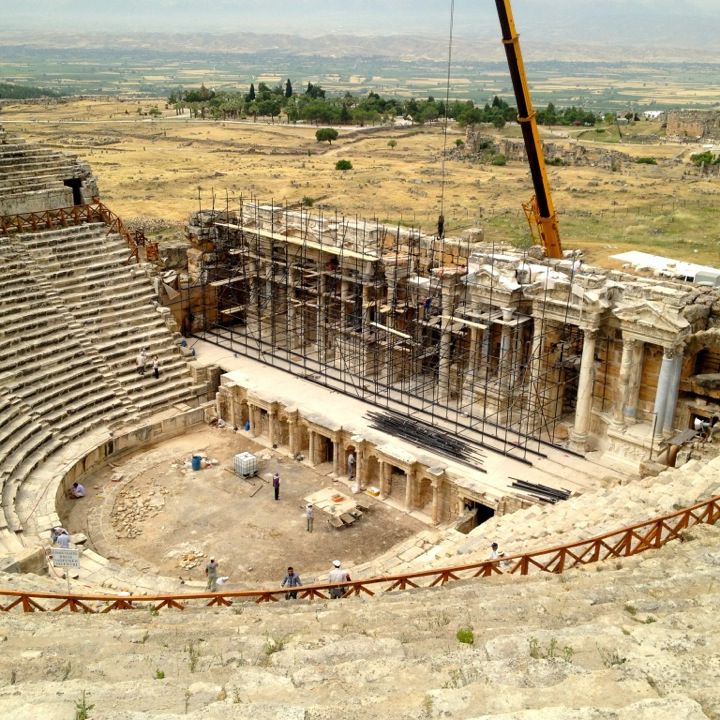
[233,452,257,477]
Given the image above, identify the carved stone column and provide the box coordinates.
[249,405,261,438]
[527,318,545,425]
[613,338,636,426]
[498,324,513,390]
[332,437,341,477]
[308,431,317,465]
[662,352,683,433]
[288,415,299,456]
[570,327,598,451]
[438,281,453,400]
[379,461,391,499]
[268,405,278,446]
[340,279,349,330]
[431,480,440,525]
[404,466,415,511]
[428,466,445,525]
[624,340,644,420]
[653,347,676,436]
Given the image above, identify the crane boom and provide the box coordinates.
[495,0,563,259]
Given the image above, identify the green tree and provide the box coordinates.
[285,78,293,98]
[316,128,339,144]
[690,151,717,166]
[246,83,256,102]
[335,159,353,171]
[306,82,325,99]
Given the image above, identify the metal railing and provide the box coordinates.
[1,494,717,613]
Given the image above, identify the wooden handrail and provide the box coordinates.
[1,494,717,613]
[0,200,150,264]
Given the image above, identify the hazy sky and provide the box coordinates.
[1,0,717,32]
[3,0,719,47]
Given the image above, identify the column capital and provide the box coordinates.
[622,337,638,350]
[579,325,599,338]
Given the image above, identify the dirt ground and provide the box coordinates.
[3,98,719,267]
[65,426,425,587]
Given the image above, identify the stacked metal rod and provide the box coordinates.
[366,410,486,472]
[509,478,570,503]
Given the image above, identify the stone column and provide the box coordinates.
[662,352,683,433]
[570,326,598,451]
[463,326,481,403]
[438,277,454,399]
[653,347,676,436]
[340,279,349,330]
[249,405,261,438]
[428,466,445,525]
[354,437,366,489]
[498,324,513,389]
[404,466,415,511]
[526,318,544,424]
[317,273,326,361]
[332,438,341,477]
[287,413,298,456]
[268,406,278,446]
[431,480,441,525]
[624,340,644,420]
[379,461,391,499]
[287,267,296,349]
[308,431,317,465]
[613,338,636,426]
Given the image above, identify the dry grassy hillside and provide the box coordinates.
[2,98,719,267]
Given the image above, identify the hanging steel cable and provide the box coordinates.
[437,0,455,236]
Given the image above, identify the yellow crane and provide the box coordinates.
[495,0,563,258]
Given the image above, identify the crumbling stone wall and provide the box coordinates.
[667,110,720,140]
[463,129,630,169]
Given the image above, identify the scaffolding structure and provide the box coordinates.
[189,198,584,465]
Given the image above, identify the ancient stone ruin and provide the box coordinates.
[1,124,719,720]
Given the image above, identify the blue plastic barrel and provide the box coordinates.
[191,455,202,471]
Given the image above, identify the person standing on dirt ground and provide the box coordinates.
[273,472,280,501]
[305,503,314,532]
[347,452,356,480]
[152,355,160,380]
[281,566,302,599]
[205,557,219,592]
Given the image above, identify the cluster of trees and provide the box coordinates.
[536,102,598,126]
[0,83,60,99]
[690,151,720,166]
[167,80,600,128]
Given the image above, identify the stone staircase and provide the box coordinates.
[0,521,717,719]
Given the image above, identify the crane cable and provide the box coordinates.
[437,0,455,239]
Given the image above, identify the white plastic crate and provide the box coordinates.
[233,452,257,477]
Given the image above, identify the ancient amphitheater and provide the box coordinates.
[0,125,719,720]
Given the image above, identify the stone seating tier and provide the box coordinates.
[0,158,77,175]
[350,452,720,582]
[0,171,78,194]
[0,523,718,720]
[0,222,203,534]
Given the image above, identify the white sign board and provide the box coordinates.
[51,548,80,568]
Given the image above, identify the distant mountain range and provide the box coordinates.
[0,29,718,64]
